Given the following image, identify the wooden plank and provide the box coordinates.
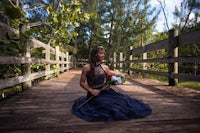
[3,55,198,66]
[0,56,71,65]
[169,56,200,63]
[0,22,57,55]
[0,22,19,42]
[131,47,143,55]
[30,38,55,54]
[179,30,200,46]
[0,66,74,90]
[129,68,169,77]
[0,69,59,90]
[129,56,200,63]
[131,39,168,55]
[129,68,200,82]
[171,73,200,82]
[0,69,200,133]
[145,39,168,52]
[0,22,19,34]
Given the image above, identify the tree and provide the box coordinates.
[173,0,200,32]
[172,0,200,76]
[83,0,159,62]
[0,0,90,79]
[0,0,90,54]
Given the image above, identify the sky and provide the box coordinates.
[149,0,182,32]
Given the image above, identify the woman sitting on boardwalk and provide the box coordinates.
[72,45,152,122]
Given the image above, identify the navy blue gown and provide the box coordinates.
[72,64,152,122]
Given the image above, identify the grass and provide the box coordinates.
[0,85,22,100]
[135,73,200,92]
[150,75,200,91]
[179,81,200,91]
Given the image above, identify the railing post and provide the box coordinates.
[66,52,69,71]
[55,46,60,74]
[142,46,147,77]
[143,46,147,70]
[128,46,133,75]
[120,52,123,72]
[113,52,116,69]
[168,29,178,86]
[61,53,64,72]
[20,23,31,90]
[45,44,50,78]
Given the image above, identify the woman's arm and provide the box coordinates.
[103,64,116,75]
[80,65,100,96]
[103,64,122,75]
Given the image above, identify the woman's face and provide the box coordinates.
[96,49,105,61]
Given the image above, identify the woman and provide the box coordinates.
[72,46,152,122]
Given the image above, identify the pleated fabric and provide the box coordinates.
[72,88,152,122]
[72,64,152,122]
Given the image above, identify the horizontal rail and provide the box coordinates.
[179,30,200,46]
[128,68,200,82]
[0,56,69,64]
[0,69,58,90]
[128,56,200,63]
[131,39,168,54]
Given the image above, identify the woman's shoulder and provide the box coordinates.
[101,64,109,68]
[101,64,109,73]
[82,64,90,72]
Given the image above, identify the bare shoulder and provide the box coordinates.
[101,64,121,75]
[82,64,90,72]
[101,64,110,73]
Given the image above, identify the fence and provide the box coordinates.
[113,29,200,85]
[74,30,200,86]
[0,22,74,91]
[1,22,200,92]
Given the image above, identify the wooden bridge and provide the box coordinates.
[0,21,200,133]
[0,69,200,133]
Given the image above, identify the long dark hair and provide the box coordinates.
[88,46,104,82]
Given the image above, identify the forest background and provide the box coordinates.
[0,0,200,96]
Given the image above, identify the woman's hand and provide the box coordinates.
[90,89,100,96]
[104,85,110,90]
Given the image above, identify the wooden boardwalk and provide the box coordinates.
[0,69,200,133]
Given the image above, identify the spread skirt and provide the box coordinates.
[72,88,152,122]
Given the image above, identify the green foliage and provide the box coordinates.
[179,44,200,75]
[148,74,200,91]
[31,63,45,73]
[179,81,200,91]
[0,1,91,100]
[0,85,22,100]
[172,0,200,32]
[76,0,159,61]
[5,6,24,20]
[0,64,21,79]
[0,0,91,56]
[31,47,45,57]
[0,41,20,56]
[63,45,77,55]
[45,1,90,47]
